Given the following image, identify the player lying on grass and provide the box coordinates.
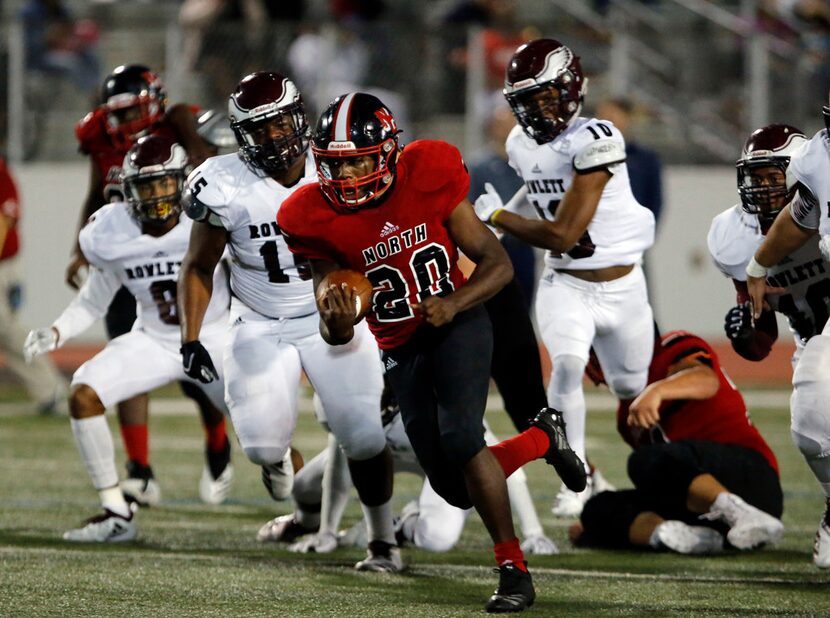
[571,330,783,554]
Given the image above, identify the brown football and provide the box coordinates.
[316,269,373,322]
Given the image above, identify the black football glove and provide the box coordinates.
[181,340,219,384]
[724,304,753,342]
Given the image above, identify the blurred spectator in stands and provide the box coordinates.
[761,0,830,91]
[330,0,385,21]
[0,157,67,414]
[20,0,102,100]
[596,98,664,229]
[179,0,304,107]
[468,94,535,307]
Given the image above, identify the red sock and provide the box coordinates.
[204,418,228,453]
[488,427,550,478]
[494,537,527,572]
[120,424,149,466]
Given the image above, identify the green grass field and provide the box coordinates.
[2,387,829,617]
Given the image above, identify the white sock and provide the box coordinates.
[362,498,395,545]
[320,435,352,536]
[550,388,587,467]
[70,415,119,490]
[99,486,131,519]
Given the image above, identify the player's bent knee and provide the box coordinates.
[336,428,386,461]
[608,374,647,400]
[791,385,830,459]
[69,384,105,419]
[550,354,586,394]
[441,430,485,469]
[244,445,289,466]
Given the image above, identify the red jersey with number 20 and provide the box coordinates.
[278,140,470,349]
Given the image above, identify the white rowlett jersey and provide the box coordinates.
[787,129,830,236]
[186,152,318,318]
[506,117,655,270]
[79,203,230,342]
[708,204,830,345]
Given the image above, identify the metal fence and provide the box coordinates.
[3,1,828,164]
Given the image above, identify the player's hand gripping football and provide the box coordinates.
[181,340,219,384]
[318,283,358,339]
[473,182,505,225]
[23,327,59,363]
[724,303,753,342]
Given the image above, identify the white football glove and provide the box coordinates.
[288,531,338,554]
[473,182,505,225]
[520,533,559,555]
[819,234,830,263]
[23,327,58,363]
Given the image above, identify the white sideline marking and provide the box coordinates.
[0,390,795,417]
[0,545,820,586]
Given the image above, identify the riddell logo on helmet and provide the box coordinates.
[512,78,536,90]
[328,141,357,151]
[250,102,278,115]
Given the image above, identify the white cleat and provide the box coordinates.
[551,478,593,518]
[702,493,783,550]
[289,531,338,554]
[261,449,295,501]
[63,509,137,543]
[354,540,406,573]
[120,477,161,508]
[199,462,234,505]
[652,520,724,555]
[521,534,559,555]
[813,505,830,568]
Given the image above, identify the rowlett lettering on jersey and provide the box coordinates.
[248,221,282,239]
[125,260,182,280]
[363,223,427,266]
[525,178,566,194]
[766,258,827,288]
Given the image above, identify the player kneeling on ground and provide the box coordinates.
[572,331,783,554]
[24,135,233,542]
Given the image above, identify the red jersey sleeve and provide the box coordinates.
[403,140,470,220]
[75,109,107,155]
[0,159,20,222]
[278,185,341,263]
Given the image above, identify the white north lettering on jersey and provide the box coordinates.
[185,152,319,318]
[708,204,830,345]
[505,117,655,270]
[79,203,230,342]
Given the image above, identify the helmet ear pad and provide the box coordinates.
[311,92,402,210]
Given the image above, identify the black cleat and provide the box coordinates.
[485,562,535,613]
[530,407,587,492]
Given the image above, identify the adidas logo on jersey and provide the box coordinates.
[531,163,542,174]
[153,251,168,258]
[380,222,400,238]
[384,357,398,371]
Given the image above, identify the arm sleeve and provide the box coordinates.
[51,266,120,343]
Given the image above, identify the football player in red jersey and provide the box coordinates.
[278,92,588,613]
[67,64,222,506]
[572,331,784,554]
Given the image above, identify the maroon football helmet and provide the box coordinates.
[122,134,188,223]
[228,72,309,175]
[736,124,807,224]
[503,39,586,144]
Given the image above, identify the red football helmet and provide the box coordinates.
[101,64,166,148]
[504,39,586,144]
[736,124,807,224]
[228,72,310,175]
[122,135,188,224]
[311,92,401,210]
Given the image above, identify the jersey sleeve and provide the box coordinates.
[75,109,105,155]
[570,120,627,174]
[660,333,717,374]
[505,124,526,177]
[0,159,20,222]
[707,208,750,281]
[278,188,340,263]
[406,140,470,220]
[789,188,820,230]
[51,266,119,343]
[182,159,232,228]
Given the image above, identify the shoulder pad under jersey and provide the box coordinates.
[571,120,626,172]
[402,140,467,193]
